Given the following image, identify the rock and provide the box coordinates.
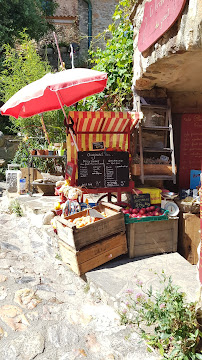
[1,242,20,252]
[2,332,45,360]
[86,333,101,353]
[27,311,39,321]
[21,332,45,359]
[47,322,80,348]
[14,288,41,310]
[36,284,54,292]
[42,304,64,321]
[0,274,7,282]
[0,304,29,331]
[0,259,11,270]
[64,289,76,296]
[15,276,35,284]
[43,211,55,225]
[0,326,7,339]
[0,286,7,300]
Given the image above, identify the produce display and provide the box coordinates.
[68,212,107,228]
[122,206,165,219]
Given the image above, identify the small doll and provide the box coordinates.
[62,187,82,216]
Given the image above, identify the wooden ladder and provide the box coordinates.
[138,98,176,184]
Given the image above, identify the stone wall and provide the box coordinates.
[54,0,78,17]
[91,0,119,43]
[40,0,119,69]
[78,0,119,64]
[0,136,20,163]
[130,0,202,112]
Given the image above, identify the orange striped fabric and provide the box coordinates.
[66,111,140,166]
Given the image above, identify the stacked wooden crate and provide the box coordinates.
[126,218,178,258]
[55,202,128,275]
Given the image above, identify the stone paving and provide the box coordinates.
[0,188,159,360]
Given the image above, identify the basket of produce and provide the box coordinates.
[122,206,169,224]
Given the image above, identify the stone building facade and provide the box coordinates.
[130,0,202,113]
[42,0,119,68]
[130,0,202,189]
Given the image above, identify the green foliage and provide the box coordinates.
[78,0,135,111]
[8,199,23,217]
[120,271,202,359]
[12,139,64,173]
[0,165,6,181]
[0,0,57,46]
[0,32,66,143]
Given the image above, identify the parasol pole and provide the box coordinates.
[56,92,79,152]
[53,32,65,70]
[40,113,50,145]
[70,44,75,69]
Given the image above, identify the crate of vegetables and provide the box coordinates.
[122,206,169,224]
[55,202,125,250]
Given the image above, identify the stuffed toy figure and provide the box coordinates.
[62,187,82,216]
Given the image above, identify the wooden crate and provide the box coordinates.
[126,218,178,258]
[55,202,125,250]
[58,232,128,276]
[131,164,176,176]
[178,213,200,265]
[20,167,43,192]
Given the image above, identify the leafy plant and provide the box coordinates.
[8,199,23,217]
[78,0,136,111]
[0,0,57,46]
[12,138,64,174]
[120,271,202,359]
[0,32,67,143]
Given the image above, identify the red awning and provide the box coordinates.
[66,111,141,164]
[67,111,140,134]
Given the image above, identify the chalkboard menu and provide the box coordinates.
[130,193,151,209]
[179,114,202,188]
[78,151,129,188]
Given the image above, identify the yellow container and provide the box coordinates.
[136,187,162,204]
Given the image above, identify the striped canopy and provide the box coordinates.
[66,111,140,164]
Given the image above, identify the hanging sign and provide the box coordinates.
[179,114,202,189]
[138,0,187,53]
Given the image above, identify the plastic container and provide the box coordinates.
[19,178,26,194]
[136,187,162,204]
[124,208,169,224]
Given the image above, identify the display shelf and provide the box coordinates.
[31,155,66,159]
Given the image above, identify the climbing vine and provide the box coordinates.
[78,0,136,111]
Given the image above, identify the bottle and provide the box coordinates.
[19,178,26,194]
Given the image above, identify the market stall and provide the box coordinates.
[64,110,139,201]
[53,111,141,274]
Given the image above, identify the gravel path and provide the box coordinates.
[0,192,158,360]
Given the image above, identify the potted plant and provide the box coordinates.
[37,146,45,156]
[44,149,49,155]
[57,144,65,156]
[48,143,55,155]
[30,149,36,155]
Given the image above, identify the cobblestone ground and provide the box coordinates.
[0,189,158,360]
